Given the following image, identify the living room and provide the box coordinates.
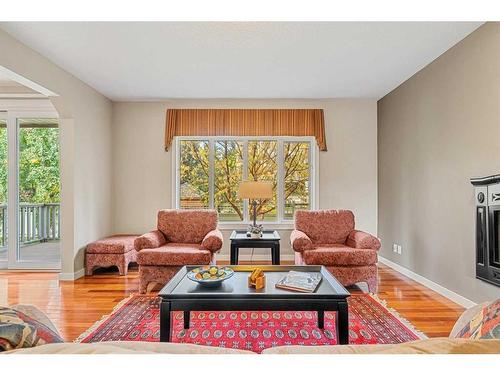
[0,0,499,372]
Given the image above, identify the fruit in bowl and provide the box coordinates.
[187,266,234,287]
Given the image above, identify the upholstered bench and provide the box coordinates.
[85,235,138,276]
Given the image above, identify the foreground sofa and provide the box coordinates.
[135,209,223,293]
[292,210,381,292]
[5,338,499,354]
[3,302,499,354]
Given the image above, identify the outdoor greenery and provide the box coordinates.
[179,139,310,221]
[0,124,60,205]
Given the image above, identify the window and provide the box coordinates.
[179,140,209,209]
[176,137,316,223]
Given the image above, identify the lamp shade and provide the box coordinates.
[238,181,273,199]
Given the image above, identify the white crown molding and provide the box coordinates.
[0,98,58,114]
[0,93,47,99]
[378,256,476,308]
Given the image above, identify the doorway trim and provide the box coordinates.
[0,100,60,270]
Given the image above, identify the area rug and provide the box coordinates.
[76,294,426,353]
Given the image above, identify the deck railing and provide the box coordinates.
[0,203,60,249]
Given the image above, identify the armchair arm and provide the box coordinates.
[346,230,381,250]
[290,229,314,252]
[201,229,223,252]
[134,230,167,251]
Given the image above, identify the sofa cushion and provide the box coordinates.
[157,209,218,244]
[200,229,223,252]
[134,230,167,251]
[453,299,500,339]
[450,302,489,338]
[137,243,212,266]
[346,230,381,250]
[290,230,314,252]
[260,338,500,354]
[4,341,255,354]
[86,235,137,254]
[295,210,355,244]
[302,245,378,266]
[10,305,59,335]
[0,307,63,352]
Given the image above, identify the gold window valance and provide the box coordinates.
[165,108,327,151]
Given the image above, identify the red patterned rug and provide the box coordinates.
[76,294,425,353]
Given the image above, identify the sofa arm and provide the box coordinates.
[201,229,223,252]
[290,230,314,252]
[346,230,381,250]
[134,230,167,251]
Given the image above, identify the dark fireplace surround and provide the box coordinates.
[471,174,500,287]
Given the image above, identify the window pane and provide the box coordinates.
[247,140,277,222]
[179,140,210,209]
[214,140,243,221]
[284,142,310,220]
[0,119,6,262]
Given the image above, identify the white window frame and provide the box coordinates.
[172,135,319,229]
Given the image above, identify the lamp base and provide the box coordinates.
[247,223,264,238]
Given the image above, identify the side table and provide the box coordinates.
[229,230,281,265]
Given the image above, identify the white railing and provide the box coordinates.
[0,205,6,248]
[0,203,60,249]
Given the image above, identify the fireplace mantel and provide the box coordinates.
[472,176,500,287]
[470,174,500,186]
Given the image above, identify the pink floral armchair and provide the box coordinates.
[291,210,381,293]
[135,209,223,293]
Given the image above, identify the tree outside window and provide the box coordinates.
[178,137,312,222]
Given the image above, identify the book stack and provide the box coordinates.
[275,270,322,293]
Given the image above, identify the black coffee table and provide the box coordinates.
[158,265,350,344]
[229,230,281,265]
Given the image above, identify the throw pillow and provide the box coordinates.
[455,299,500,339]
[0,307,63,351]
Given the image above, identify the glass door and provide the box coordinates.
[0,115,7,268]
[15,118,61,268]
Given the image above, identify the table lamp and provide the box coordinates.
[238,181,273,231]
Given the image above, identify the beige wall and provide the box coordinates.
[0,29,113,276]
[378,23,500,302]
[112,99,377,261]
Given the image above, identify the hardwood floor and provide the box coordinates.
[0,262,465,341]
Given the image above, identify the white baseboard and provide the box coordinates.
[59,268,85,281]
[217,254,295,262]
[378,256,476,308]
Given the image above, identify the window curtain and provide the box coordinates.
[165,108,327,151]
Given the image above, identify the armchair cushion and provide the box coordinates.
[137,243,212,266]
[346,230,381,250]
[295,210,355,244]
[201,229,223,252]
[134,230,167,251]
[302,245,378,266]
[157,209,218,243]
[290,230,314,252]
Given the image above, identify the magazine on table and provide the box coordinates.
[275,270,322,293]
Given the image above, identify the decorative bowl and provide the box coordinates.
[187,266,234,287]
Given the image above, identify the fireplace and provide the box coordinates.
[471,174,500,287]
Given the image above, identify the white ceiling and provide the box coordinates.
[0,22,483,101]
